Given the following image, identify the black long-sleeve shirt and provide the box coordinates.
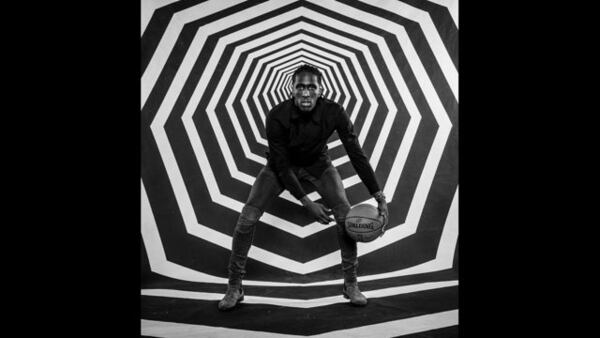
[265,97,380,200]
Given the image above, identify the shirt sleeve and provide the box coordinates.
[335,107,381,195]
[265,113,307,200]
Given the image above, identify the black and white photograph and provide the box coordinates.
[10,0,592,336]
[141,0,458,336]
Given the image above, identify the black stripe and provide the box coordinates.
[289,7,447,231]
[240,21,386,149]
[386,0,459,69]
[294,15,394,158]
[233,28,372,147]
[185,36,410,262]
[141,285,457,335]
[396,325,458,338]
[156,28,362,265]
[141,267,457,299]
[202,9,398,180]
[166,16,376,210]
[258,53,344,111]
[336,0,458,116]
[229,43,349,151]
[141,1,269,74]
[142,0,273,115]
[141,0,207,74]
[225,30,367,163]
[143,0,458,278]
[142,126,235,273]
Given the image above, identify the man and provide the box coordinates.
[218,64,388,311]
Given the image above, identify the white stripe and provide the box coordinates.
[314,309,458,337]
[234,35,359,154]
[234,32,367,148]
[257,51,343,143]
[266,58,340,108]
[274,62,306,102]
[276,70,294,101]
[198,14,404,201]
[300,3,420,173]
[141,280,457,308]
[359,0,458,100]
[263,55,341,113]
[328,139,343,149]
[282,72,293,98]
[141,310,458,337]
[311,0,456,192]
[141,0,180,36]
[141,0,244,106]
[150,24,338,237]
[357,187,458,281]
[271,63,333,105]
[271,62,301,102]
[245,34,363,144]
[207,50,341,169]
[428,0,459,27]
[142,180,226,284]
[304,1,455,224]
[145,4,454,276]
[225,36,357,158]
[205,29,375,204]
[235,29,371,148]
[225,4,454,175]
[260,52,344,151]
[142,320,300,338]
[200,40,361,205]
[142,178,457,285]
[331,155,350,167]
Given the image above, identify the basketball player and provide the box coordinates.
[218,65,388,310]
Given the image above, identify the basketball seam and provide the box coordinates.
[345,217,381,222]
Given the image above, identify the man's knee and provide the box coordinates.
[235,204,263,233]
[245,166,282,211]
[321,165,339,181]
[332,203,351,224]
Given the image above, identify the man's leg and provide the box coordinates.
[219,166,283,310]
[315,165,367,306]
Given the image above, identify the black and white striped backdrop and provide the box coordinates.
[141,0,458,336]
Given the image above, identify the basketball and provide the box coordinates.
[344,204,384,242]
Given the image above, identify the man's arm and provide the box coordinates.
[266,114,334,224]
[335,107,389,230]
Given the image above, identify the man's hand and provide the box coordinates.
[300,196,334,224]
[373,191,389,236]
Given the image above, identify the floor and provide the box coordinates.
[141,268,458,337]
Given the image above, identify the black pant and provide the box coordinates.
[227,164,357,286]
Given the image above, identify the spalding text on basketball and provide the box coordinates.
[352,222,378,229]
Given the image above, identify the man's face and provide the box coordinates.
[292,72,322,113]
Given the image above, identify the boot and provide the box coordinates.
[342,282,367,306]
[218,285,244,311]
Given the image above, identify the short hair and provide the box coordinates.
[292,64,322,84]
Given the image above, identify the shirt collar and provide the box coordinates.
[291,98,322,123]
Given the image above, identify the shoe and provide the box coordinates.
[342,282,367,306]
[218,285,245,311]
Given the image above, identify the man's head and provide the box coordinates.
[291,64,322,113]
